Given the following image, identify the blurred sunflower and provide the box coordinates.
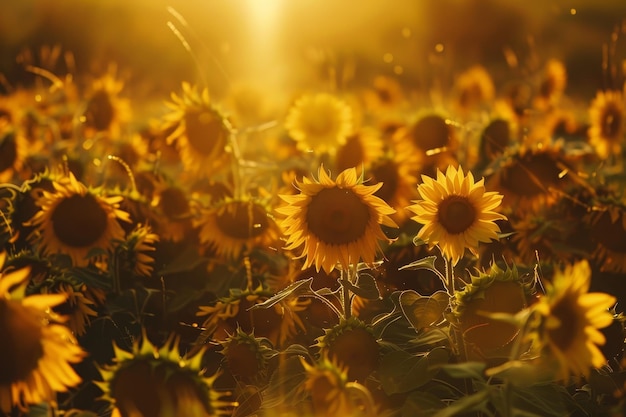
[162,82,233,175]
[284,93,353,155]
[0,252,85,412]
[452,65,495,114]
[588,89,625,160]
[333,127,384,174]
[485,142,575,214]
[149,179,195,243]
[401,112,458,156]
[299,356,356,417]
[361,75,406,114]
[81,69,131,138]
[26,172,131,267]
[196,287,307,347]
[585,202,626,273]
[408,165,506,265]
[277,166,397,273]
[0,128,28,183]
[119,223,159,277]
[531,260,616,380]
[195,197,281,260]
[533,59,567,111]
[96,332,233,417]
[38,277,98,336]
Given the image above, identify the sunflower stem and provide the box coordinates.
[341,265,356,319]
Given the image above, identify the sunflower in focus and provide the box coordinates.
[277,166,397,273]
[530,260,616,381]
[588,90,625,160]
[284,93,353,155]
[26,172,131,267]
[195,198,281,260]
[408,165,507,265]
[162,82,233,175]
[96,332,233,417]
[219,327,276,383]
[0,252,85,412]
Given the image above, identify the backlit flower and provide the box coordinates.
[277,166,397,273]
[408,165,506,265]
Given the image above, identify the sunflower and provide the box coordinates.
[219,327,276,383]
[81,68,132,138]
[194,198,281,260]
[408,165,507,265]
[585,202,626,273]
[533,59,567,111]
[485,142,576,214]
[0,127,28,183]
[149,179,194,243]
[333,127,384,174]
[277,166,397,273]
[452,65,495,114]
[26,172,131,267]
[96,332,234,417]
[401,111,458,156]
[38,277,98,336]
[361,75,406,114]
[588,90,625,160]
[299,356,357,417]
[284,93,353,155]
[162,82,233,175]
[453,263,532,361]
[0,252,85,412]
[119,223,160,277]
[196,287,307,347]
[531,260,616,381]
[315,317,380,381]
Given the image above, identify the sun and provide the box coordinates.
[0,252,85,412]
[25,172,131,267]
[408,165,507,265]
[277,165,397,273]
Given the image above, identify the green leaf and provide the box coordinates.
[399,255,438,273]
[510,383,584,417]
[261,356,307,409]
[440,362,486,381]
[402,391,446,417]
[400,290,449,330]
[156,246,208,276]
[431,389,491,417]
[248,278,314,310]
[379,347,449,395]
[341,272,380,300]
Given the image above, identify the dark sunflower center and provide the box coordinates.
[0,131,17,173]
[215,202,269,239]
[547,296,578,352]
[303,109,334,137]
[306,187,370,245]
[327,327,379,381]
[591,211,626,253]
[0,299,44,384]
[601,105,623,140]
[371,160,399,203]
[500,152,564,197]
[159,187,190,219]
[52,193,109,247]
[334,135,365,172]
[480,119,510,159]
[437,196,476,234]
[183,107,229,156]
[409,115,450,152]
[225,341,260,379]
[85,90,115,131]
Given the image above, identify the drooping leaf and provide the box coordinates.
[399,255,438,273]
[431,388,491,417]
[440,361,487,381]
[341,272,380,300]
[248,278,314,310]
[379,347,449,395]
[261,355,307,409]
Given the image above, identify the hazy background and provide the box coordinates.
[1,0,625,99]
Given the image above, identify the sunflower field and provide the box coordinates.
[1,1,626,416]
